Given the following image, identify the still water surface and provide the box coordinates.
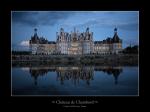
[12,65,138,96]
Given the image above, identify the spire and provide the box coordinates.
[74,27,76,33]
[33,28,38,38]
[86,27,89,32]
[113,27,120,42]
[114,27,117,34]
[60,28,64,32]
[34,28,37,32]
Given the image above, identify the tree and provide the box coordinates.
[122,45,138,54]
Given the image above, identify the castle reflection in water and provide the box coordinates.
[29,66,123,86]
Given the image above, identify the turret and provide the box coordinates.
[34,28,38,38]
[112,27,122,43]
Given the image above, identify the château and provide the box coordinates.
[29,27,122,55]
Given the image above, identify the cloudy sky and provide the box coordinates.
[11,11,139,51]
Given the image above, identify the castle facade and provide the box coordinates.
[29,27,122,55]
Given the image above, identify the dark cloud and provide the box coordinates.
[75,18,138,31]
[12,11,138,31]
[12,12,39,26]
[12,11,74,27]
[118,22,138,31]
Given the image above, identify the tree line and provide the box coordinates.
[12,51,31,55]
[122,45,138,54]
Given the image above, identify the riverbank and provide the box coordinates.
[12,54,138,66]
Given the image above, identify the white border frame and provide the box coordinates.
[11,11,139,97]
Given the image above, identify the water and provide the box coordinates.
[12,65,138,96]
